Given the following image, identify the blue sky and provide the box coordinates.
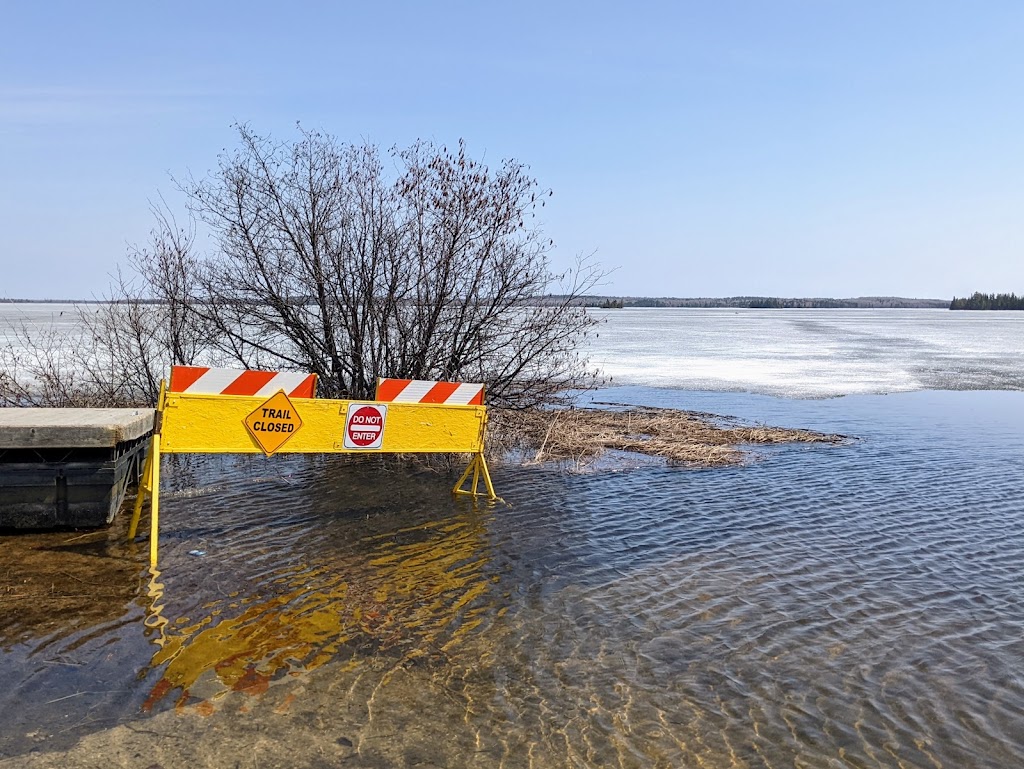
[2,1,1022,299]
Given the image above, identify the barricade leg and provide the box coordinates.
[148,433,162,567]
[477,453,497,500]
[453,453,498,501]
[453,456,477,496]
[127,436,155,540]
[125,432,163,566]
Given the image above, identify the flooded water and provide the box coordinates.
[2,307,1024,767]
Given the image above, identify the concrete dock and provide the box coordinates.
[0,408,154,529]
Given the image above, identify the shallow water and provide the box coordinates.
[2,388,1024,767]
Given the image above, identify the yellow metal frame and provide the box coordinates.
[129,379,498,566]
[452,453,497,499]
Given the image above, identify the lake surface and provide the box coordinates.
[1,307,1023,767]
[589,307,1024,396]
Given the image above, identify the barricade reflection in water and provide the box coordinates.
[138,508,496,711]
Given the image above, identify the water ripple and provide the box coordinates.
[2,390,1024,767]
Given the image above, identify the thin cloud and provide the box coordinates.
[0,86,221,126]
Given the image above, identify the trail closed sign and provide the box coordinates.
[343,403,387,449]
[243,390,303,455]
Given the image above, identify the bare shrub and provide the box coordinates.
[0,209,213,407]
[181,125,604,407]
[0,317,94,407]
[3,125,604,411]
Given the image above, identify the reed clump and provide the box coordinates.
[491,405,844,468]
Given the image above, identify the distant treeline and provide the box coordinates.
[747,297,854,309]
[949,292,1024,311]
[5,295,974,310]
[573,296,950,309]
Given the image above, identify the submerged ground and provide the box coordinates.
[2,388,1023,768]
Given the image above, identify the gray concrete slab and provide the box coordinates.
[0,408,155,449]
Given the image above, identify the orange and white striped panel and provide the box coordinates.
[169,366,317,399]
[375,378,484,406]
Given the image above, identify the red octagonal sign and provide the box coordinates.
[343,403,387,449]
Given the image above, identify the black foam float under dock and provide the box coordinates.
[0,408,154,529]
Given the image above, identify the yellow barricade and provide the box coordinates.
[128,373,497,566]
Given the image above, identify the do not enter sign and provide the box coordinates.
[343,403,388,449]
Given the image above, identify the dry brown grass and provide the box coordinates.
[490,405,844,468]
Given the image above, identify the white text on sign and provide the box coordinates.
[343,403,388,449]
